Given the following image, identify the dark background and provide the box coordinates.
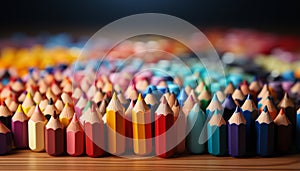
[1,0,299,35]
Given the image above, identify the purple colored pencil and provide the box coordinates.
[228,106,247,157]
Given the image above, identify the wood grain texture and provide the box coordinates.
[0,150,299,170]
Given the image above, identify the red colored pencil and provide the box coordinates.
[66,114,84,156]
[155,96,175,158]
[45,111,65,156]
[85,105,106,157]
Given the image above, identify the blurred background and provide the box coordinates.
[0,0,300,78]
[1,0,299,35]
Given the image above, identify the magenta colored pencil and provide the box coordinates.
[11,105,29,148]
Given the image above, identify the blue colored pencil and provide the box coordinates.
[177,88,188,107]
[241,94,258,154]
[255,106,275,157]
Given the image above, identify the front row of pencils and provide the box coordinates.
[1,92,300,158]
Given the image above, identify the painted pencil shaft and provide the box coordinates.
[255,122,275,156]
[67,131,84,156]
[66,115,84,156]
[28,121,46,152]
[106,110,125,155]
[242,110,257,153]
[0,133,12,155]
[186,104,206,154]
[174,112,186,154]
[11,121,28,148]
[85,123,105,157]
[276,125,292,153]
[228,124,246,157]
[155,114,175,158]
[132,113,152,155]
[132,94,152,156]
[0,122,12,155]
[207,125,227,156]
[45,128,65,156]
[297,111,300,151]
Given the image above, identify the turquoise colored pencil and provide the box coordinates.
[186,103,206,154]
[206,93,223,119]
[207,109,227,156]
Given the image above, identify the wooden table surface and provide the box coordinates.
[0,150,299,170]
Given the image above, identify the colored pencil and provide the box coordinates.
[207,109,227,156]
[144,88,159,138]
[124,100,134,154]
[93,89,104,105]
[177,88,188,107]
[222,94,236,121]
[72,87,82,104]
[232,87,245,106]
[249,77,261,97]
[257,84,269,102]
[59,102,75,127]
[262,97,278,120]
[98,99,107,118]
[241,94,258,154]
[172,99,186,154]
[297,107,300,151]
[45,111,65,156]
[0,121,12,155]
[55,98,64,112]
[51,81,62,96]
[278,92,295,126]
[11,104,29,148]
[198,86,211,111]
[61,92,73,106]
[43,98,59,120]
[274,108,292,154]
[182,94,196,117]
[240,80,250,96]
[228,106,246,157]
[132,94,152,156]
[85,105,106,157]
[33,91,42,104]
[257,90,271,110]
[6,94,18,113]
[224,82,235,96]
[206,93,223,119]
[155,96,175,158]
[118,91,129,108]
[106,92,126,155]
[195,80,205,95]
[216,90,225,103]
[255,106,275,157]
[46,87,57,102]
[186,103,206,154]
[0,101,12,130]
[74,93,87,118]
[28,105,48,152]
[22,92,35,114]
[66,113,84,156]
